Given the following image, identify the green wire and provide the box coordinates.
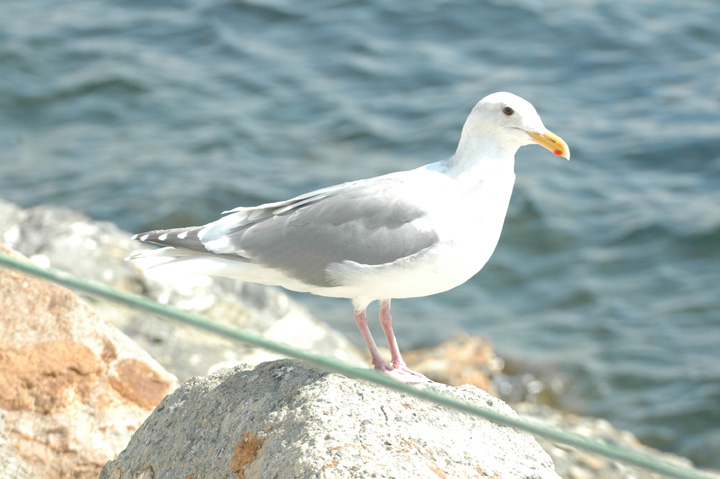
[0,252,716,479]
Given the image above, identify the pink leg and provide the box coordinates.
[377,300,431,383]
[378,299,405,367]
[353,308,391,371]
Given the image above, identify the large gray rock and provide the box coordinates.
[100,360,560,479]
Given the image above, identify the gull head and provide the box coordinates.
[458,92,570,161]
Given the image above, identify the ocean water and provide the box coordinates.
[1,0,719,469]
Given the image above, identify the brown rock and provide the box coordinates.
[0,245,177,479]
[231,432,262,479]
[403,332,501,393]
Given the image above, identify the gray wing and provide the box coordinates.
[135,176,439,287]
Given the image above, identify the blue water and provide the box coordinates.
[2,0,719,468]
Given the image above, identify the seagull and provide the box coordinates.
[128,92,570,383]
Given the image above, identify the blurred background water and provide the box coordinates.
[1,0,719,469]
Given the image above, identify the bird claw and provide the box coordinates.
[378,364,433,384]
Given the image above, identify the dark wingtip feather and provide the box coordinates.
[131,227,211,254]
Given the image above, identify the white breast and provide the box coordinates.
[319,170,517,305]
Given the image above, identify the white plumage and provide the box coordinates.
[128,92,570,382]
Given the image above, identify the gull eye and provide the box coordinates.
[502,106,514,116]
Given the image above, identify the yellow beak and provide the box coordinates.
[527,129,570,160]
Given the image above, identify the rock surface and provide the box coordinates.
[514,403,719,479]
[0,198,367,382]
[404,332,502,395]
[2,197,714,479]
[0,245,177,479]
[404,332,710,479]
[101,360,561,479]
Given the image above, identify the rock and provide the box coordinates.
[0,199,22,239]
[1,200,142,291]
[4,198,712,479]
[403,332,567,407]
[0,245,177,479]
[402,333,719,479]
[0,199,368,381]
[100,360,561,479]
[404,332,502,394]
[513,403,715,479]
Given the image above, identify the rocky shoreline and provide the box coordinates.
[0,198,706,478]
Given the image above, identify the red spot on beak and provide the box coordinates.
[553,149,563,156]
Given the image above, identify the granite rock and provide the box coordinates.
[0,198,367,381]
[101,360,561,479]
[514,403,718,479]
[0,245,177,479]
[3,198,712,479]
[404,332,502,394]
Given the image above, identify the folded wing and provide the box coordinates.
[133,176,440,287]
